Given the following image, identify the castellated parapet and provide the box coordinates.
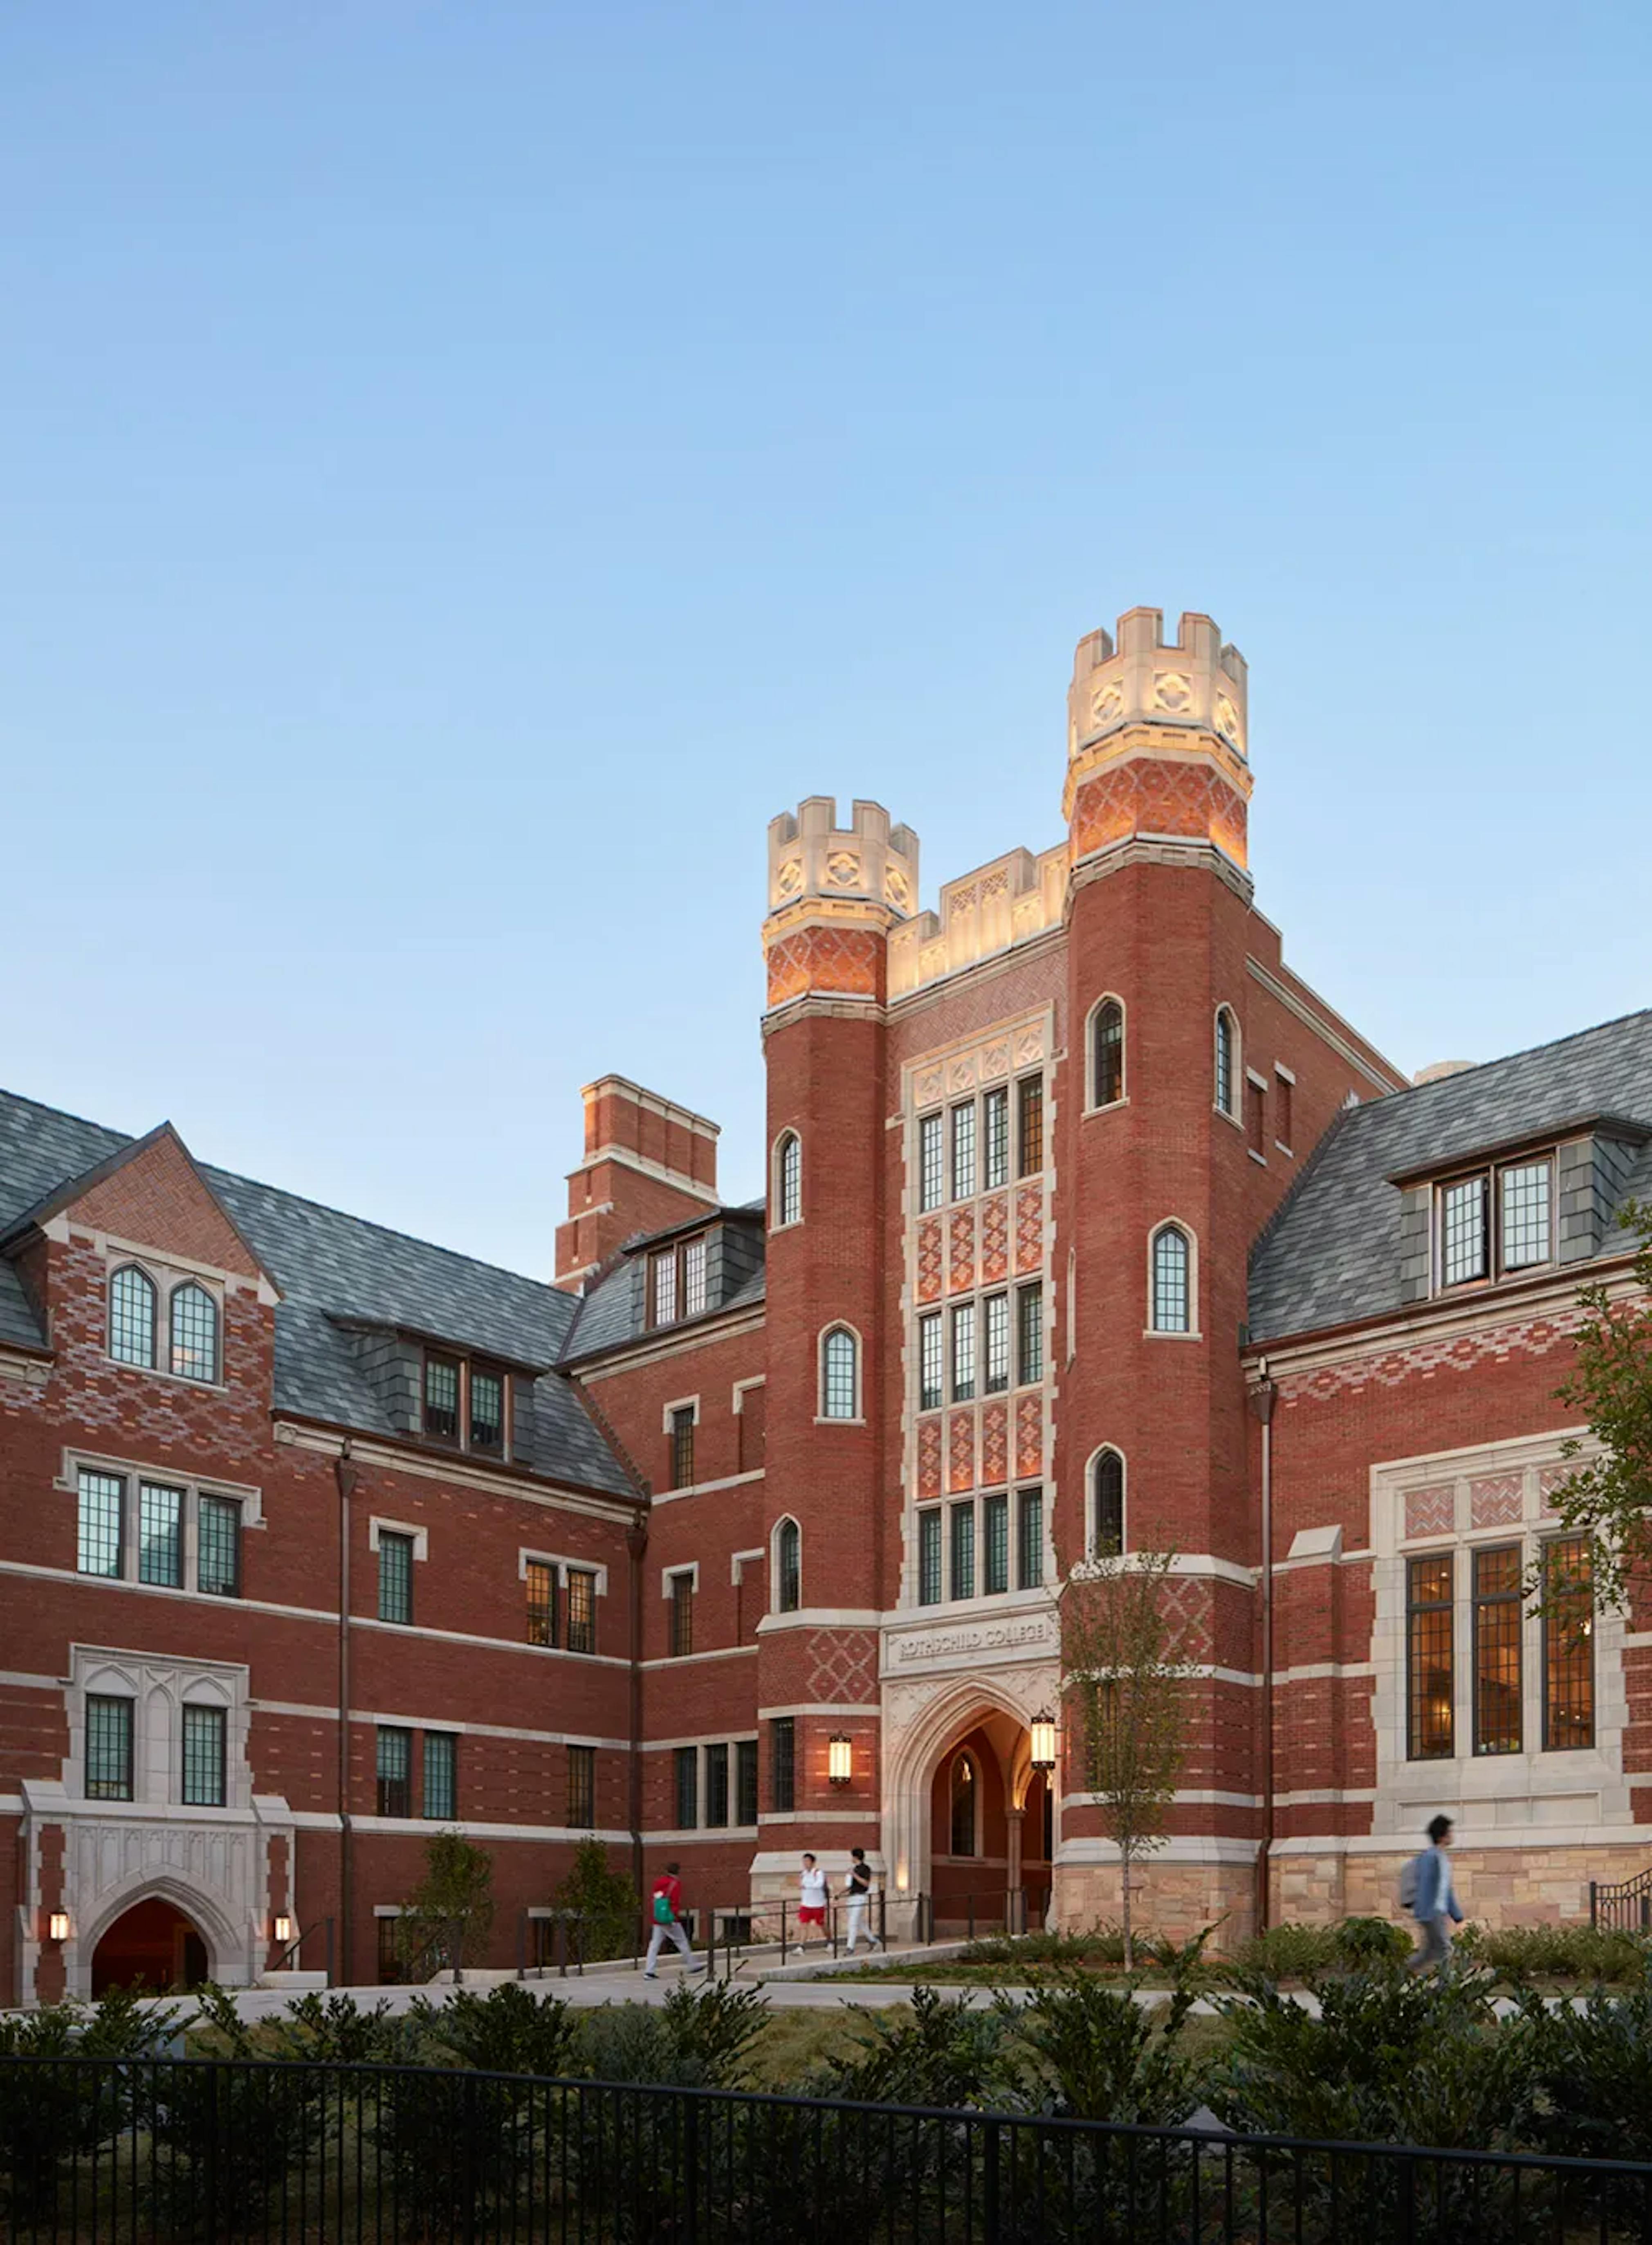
[1064,607,1253,872]
[763,798,919,1010]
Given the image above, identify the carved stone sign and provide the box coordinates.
[884,1606,1058,1674]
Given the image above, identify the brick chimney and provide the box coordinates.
[554,1076,721,1291]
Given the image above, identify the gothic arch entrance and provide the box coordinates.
[91,1897,212,1996]
[883,1679,1056,1934]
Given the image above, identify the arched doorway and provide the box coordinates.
[923,1708,1052,1933]
[92,1897,211,1996]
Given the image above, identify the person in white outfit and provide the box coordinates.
[842,1846,884,1954]
[644,1861,705,1978]
[798,1852,828,1948]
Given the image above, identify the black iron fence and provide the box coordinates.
[6,2055,1652,2243]
[1592,1866,1652,1935]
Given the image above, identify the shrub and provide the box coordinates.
[146,1986,325,2240]
[581,1978,768,2090]
[812,1983,1014,2107]
[1514,1971,1652,2164]
[0,1987,185,2226]
[276,1988,415,2064]
[408,1980,579,2076]
[1231,1922,1339,1981]
[552,1838,640,1964]
[1458,1922,1650,1983]
[1004,1963,1207,2125]
[1335,1914,1411,1967]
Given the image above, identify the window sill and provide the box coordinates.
[1275,1142,1294,1158]
[106,1358,228,1396]
[1142,1329,1203,1343]
[1214,1106,1243,1130]
[813,1415,866,1427]
[1083,1098,1129,1120]
[1247,1149,1268,1167]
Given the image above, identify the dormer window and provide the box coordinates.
[648,1233,709,1329]
[1437,1156,1553,1290]
[422,1348,511,1455]
[107,1263,221,1385]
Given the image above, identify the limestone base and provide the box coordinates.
[1053,1860,1258,1947]
[1275,1843,1652,1931]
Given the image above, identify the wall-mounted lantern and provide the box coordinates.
[827,1733,853,1788]
[1029,1710,1058,1772]
[48,1912,70,1943]
[273,1915,294,1946]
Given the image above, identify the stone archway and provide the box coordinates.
[881,1670,1056,1931]
[92,1896,212,1996]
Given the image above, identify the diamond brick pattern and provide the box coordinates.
[764,925,882,1008]
[806,1628,877,1704]
[949,1208,975,1294]
[1015,1394,1042,1477]
[1015,1186,1044,1274]
[917,1417,942,1499]
[981,1194,1009,1282]
[1072,761,1248,866]
[1158,1576,1214,1665]
[916,1219,943,1305]
[1470,1474,1523,1529]
[981,1401,1008,1485]
[1405,1485,1456,1538]
[948,1411,975,1493]
[1277,1308,1584,1405]
[1538,1464,1572,1511]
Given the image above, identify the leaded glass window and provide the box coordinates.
[777,1133,802,1226]
[1093,1450,1124,1557]
[682,1237,707,1319]
[705,1742,729,1828]
[736,1738,758,1826]
[182,1703,226,1806]
[1017,1076,1044,1177]
[983,1087,1009,1190]
[918,1509,943,1605]
[1215,1010,1237,1116]
[1543,1537,1594,1750]
[951,1102,976,1201]
[198,1495,241,1597]
[1017,1487,1044,1589]
[983,1293,1010,1394]
[168,1282,218,1383]
[822,1328,857,1419]
[377,1726,412,1817]
[918,1112,943,1212]
[1150,1227,1191,1333]
[424,1354,460,1440]
[423,1731,457,1820]
[777,1518,801,1613]
[1094,1001,1124,1107]
[1501,1161,1552,1271]
[919,1311,943,1412]
[1472,1545,1522,1755]
[86,1694,133,1800]
[675,1745,698,1829]
[669,1571,694,1658]
[139,1482,183,1587]
[526,1559,557,1646]
[77,1468,125,1577]
[983,1492,1009,1595]
[769,1717,795,1812]
[650,1249,677,1327]
[567,1744,596,1828]
[1441,1176,1488,1287]
[468,1367,504,1453]
[670,1405,696,1489]
[566,1568,596,1654]
[1017,1282,1043,1385]
[378,1530,414,1624]
[951,1502,975,1600]
[1407,1554,1454,1760]
[109,1266,156,1367]
[951,1302,976,1402]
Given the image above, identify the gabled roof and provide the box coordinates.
[0,1086,635,1499]
[1249,1009,1652,1344]
[2,1120,273,1286]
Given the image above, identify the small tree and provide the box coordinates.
[399,1830,496,1984]
[1544,1201,1652,1614]
[1060,1548,1192,1970]
[551,1838,639,1962]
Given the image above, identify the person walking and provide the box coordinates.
[798,1852,828,1948]
[1403,1814,1463,1971]
[842,1846,884,1955]
[644,1860,705,1978]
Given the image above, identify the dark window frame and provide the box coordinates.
[376,1726,413,1818]
[168,1282,220,1384]
[422,1348,511,1457]
[950,1501,976,1601]
[675,1744,698,1829]
[1093,1450,1124,1558]
[182,1702,227,1807]
[1406,1552,1455,1762]
[422,1730,458,1821]
[198,1494,242,1599]
[86,1692,134,1801]
[108,1265,157,1369]
[1542,1535,1595,1751]
[377,1529,415,1625]
[704,1741,729,1829]
[917,1111,944,1213]
[918,1311,944,1412]
[1017,1486,1044,1589]
[918,1508,943,1606]
[769,1717,795,1814]
[1435,1155,1555,1292]
[567,1743,596,1829]
[647,1234,712,1331]
[669,1405,696,1491]
[669,1570,695,1659]
[1471,1543,1522,1757]
[1017,1075,1045,1179]
[566,1568,597,1655]
[983,1491,1009,1596]
[736,1738,759,1827]
[526,1558,558,1647]
[1092,1000,1125,1109]
[983,1292,1010,1395]
[1017,1282,1044,1386]
[776,1518,801,1614]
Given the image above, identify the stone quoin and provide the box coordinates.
[3,604,1650,2003]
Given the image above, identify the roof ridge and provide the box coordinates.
[1338,1005,1652,1121]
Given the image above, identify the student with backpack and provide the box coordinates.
[1401,1813,1463,1971]
[644,1860,705,1979]
[842,1846,884,1954]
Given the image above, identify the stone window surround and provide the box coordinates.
[1214,1005,1242,1123]
[770,1131,803,1231]
[367,1516,428,1563]
[1368,1430,1628,1841]
[817,1322,864,1425]
[1083,991,1129,1116]
[103,1252,227,1390]
[1086,1444,1127,1557]
[769,1517,801,1613]
[63,1643,253,1813]
[1145,1219,1201,1340]
[57,1448,263,1594]
[516,1549,610,1598]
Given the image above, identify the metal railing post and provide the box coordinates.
[780,1899,788,1968]
[983,2116,1001,2245]
[1590,1880,1599,1931]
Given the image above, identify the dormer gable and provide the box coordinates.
[13,1122,274,1293]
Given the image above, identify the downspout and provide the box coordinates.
[626,1514,649,1910]
[1251,1361,1279,1933]
[336,1446,358,1982]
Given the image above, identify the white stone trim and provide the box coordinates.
[368,1517,428,1563]
[730,1547,764,1585]
[757,1608,882,1632]
[641,1729,760,1752]
[818,1320,864,1422]
[516,1550,610,1597]
[662,1561,701,1598]
[1145,1217,1200,1340]
[639,1646,756,1669]
[731,1378,765,1413]
[661,1394,701,1432]
[56,1447,264,1529]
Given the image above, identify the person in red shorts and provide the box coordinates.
[797,1852,828,1946]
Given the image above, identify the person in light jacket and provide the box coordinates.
[1407,1814,1464,1971]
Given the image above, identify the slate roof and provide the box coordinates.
[559,1208,768,1363]
[1249,1010,1652,1343]
[0,1087,635,1498]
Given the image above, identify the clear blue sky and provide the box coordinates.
[4,2,1648,1273]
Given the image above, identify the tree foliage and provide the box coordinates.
[1546,1199,1652,1612]
[551,1837,639,1962]
[1059,1548,1193,1969]
[399,1829,496,1983]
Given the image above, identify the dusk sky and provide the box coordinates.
[4,2,1648,1272]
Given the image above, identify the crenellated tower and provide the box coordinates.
[763,797,920,1009]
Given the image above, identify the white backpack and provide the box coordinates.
[1398,1852,1422,1911]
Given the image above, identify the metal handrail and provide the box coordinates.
[267,1916,334,1980]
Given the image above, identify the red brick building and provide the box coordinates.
[4,604,1647,2004]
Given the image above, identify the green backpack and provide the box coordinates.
[652,1890,675,1924]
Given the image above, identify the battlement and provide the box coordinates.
[766,796,920,919]
[887,842,1068,999]
[1068,607,1248,764]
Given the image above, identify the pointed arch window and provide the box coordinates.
[949,1751,979,1857]
[821,1327,859,1420]
[169,1282,220,1384]
[109,1266,157,1368]
[776,1132,802,1228]
[1215,1008,1239,1118]
[1092,999,1125,1108]
[776,1517,801,1613]
[1093,1448,1125,1556]
[1150,1225,1192,1334]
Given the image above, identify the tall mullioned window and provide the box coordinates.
[669,1571,695,1659]
[682,1237,708,1319]
[983,1492,1009,1595]
[776,1133,802,1226]
[1544,1537,1594,1750]
[182,1704,227,1807]
[769,1717,795,1814]
[983,1086,1009,1190]
[1437,1157,1555,1291]
[526,1559,557,1646]
[736,1739,758,1826]
[424,1354,460,1440]
[423,1731,458,1820]
[77,1468,125,1578]
[567,1744,595,1829]
[566,1569,596,1655]
[139,1482,184,1588]
[377,1531,414,1624]
[1406,1554,1455,1761]
[917,1111,944,1213]
[777,1518,801,1613]
[1150,1226,1191,1333]
[951,1302,976,1403]
[1093,1451,1125,1557]
[169,1283,219,1383]
[1215,1009,1238,1117]
[198,1495,241,1598]
[109,1266,157,1368]
[87,1694,134,1800]
[669,1406,696,1490]
[951,1102,976,1201]
[1017,1076,1044,1177]
[983,1293,1010,1394]
[1093,1000,1125,1107]
[1472,1545,1522,1755]
[918,1509,943,1606]
[822,1328,858,1419]
[1017,1488,1044,1589]
[704,1742,729,1828]
[918,1311,943,1412]
[376,1727,412,1818]
[1017,1283,1043,1385]
[951,1503,976,1601]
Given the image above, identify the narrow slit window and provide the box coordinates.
[983,1087,1010,1189]
[769,1717,795,1813]
[669,1406,696,1490]
[777,1519,801,1613]
[1150,1227,1191,1333]
[1017,1076,1045,1178]
[1017,1486,1044,1589]
[675,1746,699,1829]
[1215,1011,1237,1117]
[682,1237,708,1319]
[822,1329,858,1419]
[951,1302,976,1402]
[918,1113,944,1213]
[1093,1451,1124,1557]
[951,1102,977,1201]
[736,1739,758,1826]
[983,1293,1010,1394]
[1017,1283,1044,1385]
[704,1742,729,1829]
[376,1726,412,1818]
[777,1134,802,1226]
[567,1744,595,1829]
[950,1502,976,1600]
[1093,1001,1124,1107]
[918,1509,943,1605]
[918,1311,943,1412]
[669,1571,695,1658]
[377,1529,414,1624]
[983,1492,1009,1595]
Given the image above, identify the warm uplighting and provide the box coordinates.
[827,1733,853,1788]
[273,1914,293,1945]
[1029,1710,1058,1771]
[48,1913,69,1943]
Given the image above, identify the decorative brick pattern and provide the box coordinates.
[1279,1309,1584,1405]
[948,1209,975,1294]
[980,1194,1009,1283]
[917,1418,942,1500]
[1538,1464,1572,1510]
[981,1402,1008,1486]
[1071,760,1248,866]
[764,925,883,1008]
[1015,1395,1042,1478]
[806,1629,878,1704]
[916,1220,943,1304]
[947,1412,975,1494]
[1014,1186,1044,1275]
[1405,1484,1456,1538]
[1469,1473,1523,1529]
